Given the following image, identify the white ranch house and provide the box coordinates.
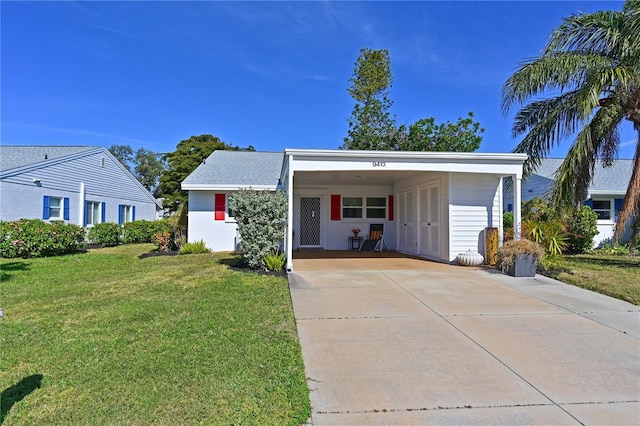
[183,149,527,272]
[0,145,161,226]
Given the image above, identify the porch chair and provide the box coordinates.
[359,223,385,252]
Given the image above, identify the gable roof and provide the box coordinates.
[0,145,95,172]
[182,150,284,190]
[1,145,161,207]
[530,158,632,194]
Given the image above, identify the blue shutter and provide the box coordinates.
[584,198,593,208]
[43,196,50,219]
[42,195,50,220]
[614,198,623,222]
[118,205,123,225]
[132,205,136,221]
[84,201,88,227]
[63,198,70,220]
[101,202,106,223]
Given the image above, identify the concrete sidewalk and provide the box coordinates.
[288,267,640,425]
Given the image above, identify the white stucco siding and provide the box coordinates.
[449,173,502,262]
[187,190,238,252]
[1,151,157,224]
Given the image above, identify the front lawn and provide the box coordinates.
[546,253,640,305]
[0,244,310,424]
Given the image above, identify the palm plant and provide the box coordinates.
[502,0,640,240]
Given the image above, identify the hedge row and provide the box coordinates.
[1,219,175,258]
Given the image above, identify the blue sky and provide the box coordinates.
[2,0,635,158]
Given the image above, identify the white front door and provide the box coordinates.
[398,190,414,253]
[419,180,440,258]
[299,196,321,247]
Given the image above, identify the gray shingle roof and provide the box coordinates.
[182,150,284,188]
[530,158,632,193]
[0,145,95,172]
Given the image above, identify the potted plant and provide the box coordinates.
[496,239,545,277]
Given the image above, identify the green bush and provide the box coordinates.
[0,219,85,258]
[180,240,210,254]
[228,190,287,269]
[121,220,172,244]
[566,206,598,253]
[88,223,122,247]
[264,251,286,271]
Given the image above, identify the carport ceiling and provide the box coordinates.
[293,170,425,186]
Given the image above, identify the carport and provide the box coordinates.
[280,149,528,272]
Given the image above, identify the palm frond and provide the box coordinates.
[544,10,624,55]
[502,52,614,114]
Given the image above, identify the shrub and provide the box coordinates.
[566,206,598,253]
[522,219,568,256]
[496,238,545,274]
[180,240,210,254]
[154,232,172,253]
[503,211,514,241]
[264,251,286,271]
[121,220,172,244]
[228,190,287,269]
[87,223,122,247]
[0,219,85,258]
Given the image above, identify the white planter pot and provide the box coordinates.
[457,250,484,266]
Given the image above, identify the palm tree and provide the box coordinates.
[502,0,640,240]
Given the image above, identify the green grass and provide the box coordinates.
[546,253,640,305]
[0,244,310,425]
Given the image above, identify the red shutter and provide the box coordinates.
[330,194,341,221]
[388,195,394,221]
[214,194,226,221]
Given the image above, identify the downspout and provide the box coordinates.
[286,154,294,273]
[79,182,85,227]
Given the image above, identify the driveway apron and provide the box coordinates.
[288,266,640,425]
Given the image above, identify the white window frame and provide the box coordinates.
[49,197,63,220]
[592,198,614,223]
[341,196,387,220]
[86,201,102,226]
[120,204,133,223]
[226,194,236,223]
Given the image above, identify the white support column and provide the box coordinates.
[286,156,295,273]
[513,176,522,240]
[79,182,85,226]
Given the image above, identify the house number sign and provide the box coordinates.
[372,161,386,167]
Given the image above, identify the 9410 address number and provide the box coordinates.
[372,161,386,167]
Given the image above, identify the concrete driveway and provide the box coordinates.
[288,265,640,425]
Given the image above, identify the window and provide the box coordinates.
[86,201,102,226]
[226,194,234,219]
[43,196,69,220]
[49,197,63,220]
[119,204,134,224]
[592,200,612,221]
[342,196,386,219]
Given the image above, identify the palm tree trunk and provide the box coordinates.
[615,128,640,240]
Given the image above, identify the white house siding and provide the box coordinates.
[449,173,502,262]
[393,172,450,262]
[293,184,396,251]
[187,190,239,252]
[0,150,158,224]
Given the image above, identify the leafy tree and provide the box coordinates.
[342,48,484,152]
[134,148,164,196]
[502,0,640,240]
[108,144,134,171]
[159,134,252,212]
[343,48,397,150]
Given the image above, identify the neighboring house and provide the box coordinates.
[1,145,161,226]
[504,158,633,246]
[183,149,527,272]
